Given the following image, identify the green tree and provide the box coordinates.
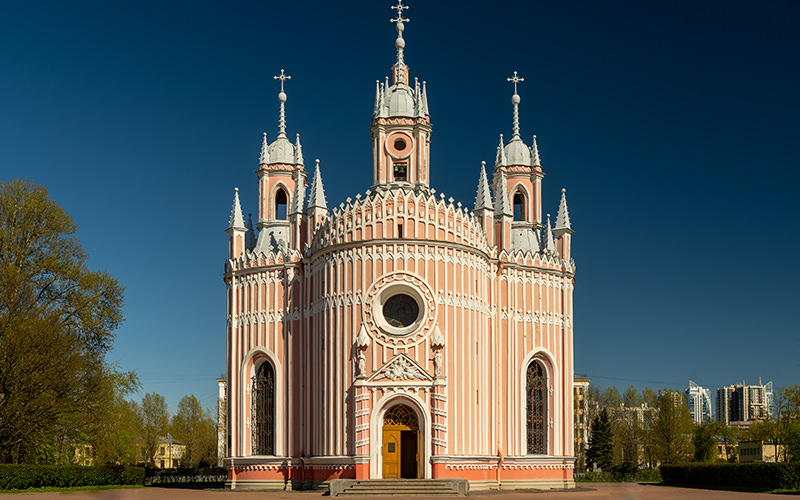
[0,179,129,464]
[647,390,693,465]
[623,385,643,407]
[600,387,623,411]
[692,422,718,462]
[642,387,659,408]
[586,408,614,471]
[89,391,142,465]
[170,395,217,468]
[139,393,169,466]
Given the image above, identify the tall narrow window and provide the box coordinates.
[526,361,547,454]
[274,188,288,220]
[513,190,526,221]
[252,361,275,455]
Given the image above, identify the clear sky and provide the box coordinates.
[2,0,798,414]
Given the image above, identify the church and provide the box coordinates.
[223,1,576,491]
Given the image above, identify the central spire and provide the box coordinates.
[274,69,291,139]
[390,0,410,85]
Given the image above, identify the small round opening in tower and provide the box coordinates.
[394,138,407,151]
[382,294,420,328]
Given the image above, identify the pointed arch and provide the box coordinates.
[269,182,291,220]
[519,348,558,456]
[240,347,284,456]
[512,184,529,221]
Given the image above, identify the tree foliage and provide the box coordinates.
[139,393,169,466]
[648,390,693,464]
[0,179,131,464]
[586,408,614,471]
[170,395,217,468]
[692,422,719,462]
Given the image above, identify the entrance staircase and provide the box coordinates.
[329,479,469,497]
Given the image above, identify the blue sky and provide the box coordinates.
[2,0,798,413]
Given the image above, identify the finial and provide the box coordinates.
[507,71,524,139]
[274,69,292,138]
[390,0,410,82]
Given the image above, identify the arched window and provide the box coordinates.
[526,361,547,454]
[252,361,275,455]
[513,190,526,221]
[274,188,288,220]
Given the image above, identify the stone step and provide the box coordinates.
[330,479,468,497]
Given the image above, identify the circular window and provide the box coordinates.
[382,294,419,328]
[394,138,407,151]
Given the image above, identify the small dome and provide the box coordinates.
[386,84,416,117]
[504,137,531,166]
[268,137,295,164]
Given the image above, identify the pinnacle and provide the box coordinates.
[474,161,493,212]
[555,188,571,230]
[228,188,246,230]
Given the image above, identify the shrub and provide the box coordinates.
[660,463,800,490]
[145,467,227,486]
[0,464,145,490]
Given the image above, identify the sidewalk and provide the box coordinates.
[1,483,778,499]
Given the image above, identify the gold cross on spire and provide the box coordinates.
[507,71,524,95]
[274,69,291,93]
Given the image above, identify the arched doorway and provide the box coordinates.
[382,405,419,478]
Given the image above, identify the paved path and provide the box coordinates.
[2,483,778,499]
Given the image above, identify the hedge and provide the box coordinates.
[145,467,227,485]
[0,464,145,490]
[660,463,800,490]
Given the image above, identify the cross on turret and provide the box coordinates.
[390,0,409,24]
[507,71,524,95]
[274,69,291,92]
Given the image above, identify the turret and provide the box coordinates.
[473,161,494,247]
[226,188,247,260]
[553,188,573,260]
[370,0,432,192]
[306,159,328,241]
[493,167,512,250]
[254,69,306,254]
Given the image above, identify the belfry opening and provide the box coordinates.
[382,405,419,479]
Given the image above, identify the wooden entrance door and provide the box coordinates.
[382,405,419,479]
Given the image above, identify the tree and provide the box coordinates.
[647,390,693,465]
[0,179,129,464]
[586,408,614,471]
[139,393,169,466]
[623,385,643,407]
[88,391,142,465]
[170,395,217,468]
[692,422,718,462]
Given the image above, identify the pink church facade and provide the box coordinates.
[223,2,576,491]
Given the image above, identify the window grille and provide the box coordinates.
[252,362,275,455]
[526,361,547,454]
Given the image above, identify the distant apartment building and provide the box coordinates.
[685,380,713,424]
[716,380,773,425]
[573,376,591,471]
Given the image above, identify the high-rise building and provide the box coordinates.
[222,1,577,491]
[684,380,712,424]
[716,380,773,425]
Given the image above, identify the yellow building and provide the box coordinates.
[573,376,591,471]
[739,440,783,463]
[154,435,186,468]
